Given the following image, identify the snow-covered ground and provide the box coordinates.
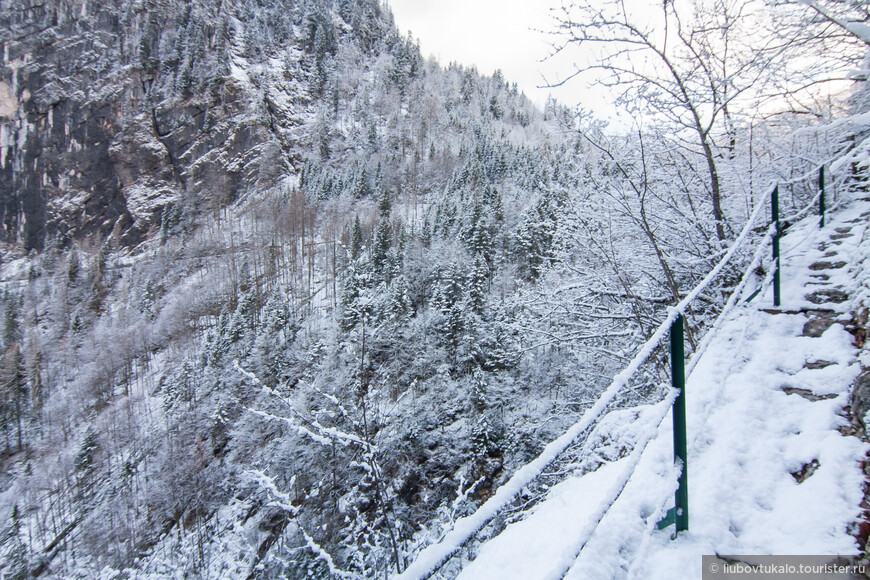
[455,195,870,579]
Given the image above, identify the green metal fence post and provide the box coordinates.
[772,184,781,307]
[671,313,688,533]
[655,313,689,535]
[819,165,826,229]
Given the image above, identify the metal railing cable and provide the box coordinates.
[779,165,846,225]
[542,388,681,580]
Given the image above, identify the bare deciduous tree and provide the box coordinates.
[551,0,798,241]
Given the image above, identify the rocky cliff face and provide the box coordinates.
[0,0,365,251]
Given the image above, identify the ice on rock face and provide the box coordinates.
[0,81,18,118]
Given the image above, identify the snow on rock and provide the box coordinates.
[455,195,870,579]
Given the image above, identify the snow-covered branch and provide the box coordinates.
[236,360,370,449]
[245,470,299,515]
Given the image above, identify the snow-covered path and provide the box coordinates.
[457,196,870,580]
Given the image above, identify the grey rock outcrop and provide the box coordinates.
[0,0,360,250]
[852,370,870,430]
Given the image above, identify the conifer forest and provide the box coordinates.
[1,0,869,577]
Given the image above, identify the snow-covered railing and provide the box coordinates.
[397,163,839,580]
[543,214,784,579]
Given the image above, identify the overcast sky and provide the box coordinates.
[388,0,622,119]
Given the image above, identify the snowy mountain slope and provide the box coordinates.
[2,0,867,578]
[454,194,870,579]
[0,2,593,577]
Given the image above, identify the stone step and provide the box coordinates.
[805,288,849,304]
[809,260,846,270]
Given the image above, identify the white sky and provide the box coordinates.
[388,0,622,119]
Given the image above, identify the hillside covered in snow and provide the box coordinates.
[0,0,869,578]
